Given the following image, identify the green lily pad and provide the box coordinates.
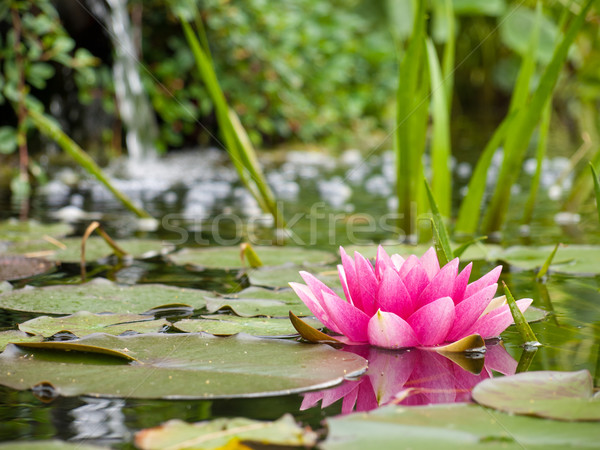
[248,265,340,288]
[0,219,72,244]
[0,440,108,449]
[0,330,43,352]
[4,237,173,262]
[0,255,55,281]
[134,414,317,450]
[322,403,600,449]
[173,315,322,336]
[169,246,336,269]
[18,311,169,337]
[472,370,600,421]
[0,333,367,399]
[0,279,209,314]
[491,245,600,276]
[523,306,548,323]
[204,287,313,317]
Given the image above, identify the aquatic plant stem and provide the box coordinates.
[27,107,153,219]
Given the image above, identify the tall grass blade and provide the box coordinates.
[424,179,453,265]
[395,0,429,240]
[482,0,593,234]
[522,101,551,225]
[503,282,539,346]
[28,108,152,219]
[441,0,455,108]
[426,38,452,217]
[180,17,285,228]
[536,242,560,280]
[590,163,600,224]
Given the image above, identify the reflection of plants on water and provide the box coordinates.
[301,344,517,414]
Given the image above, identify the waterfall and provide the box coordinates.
[93,0,158,165]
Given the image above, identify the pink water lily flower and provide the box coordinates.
[290,246,532,349]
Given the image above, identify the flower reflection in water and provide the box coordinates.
[300,343,517,414]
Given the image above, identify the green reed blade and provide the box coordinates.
[536,242,561,280]
[395,0,430,238]
[590,163,600,224]
[427,38,452,217]
[482,0,593,234]
[503,282,539,345]
[425,178,453,265]
[28,108,152,219]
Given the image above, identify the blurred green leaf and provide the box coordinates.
[0,126,17,154]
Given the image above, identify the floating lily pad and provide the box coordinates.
[173,315,322,336]
[472,370,600,421]
[322,403,600,449]
[18,311,169,338]
[0,440,108,449]
[248,265,340,288]
[134,414,317,450]
[0,330,43,352]
[4,237,173,262]
[0,333,367,399]
[0,219,72,244]
[204,287,313,317]
[0,255,55,281]
[0,279,209,314]
[491,245,600,276]
[523,306,548,323]
[169,246,335,269]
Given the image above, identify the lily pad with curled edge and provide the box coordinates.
[0,330,43,352]
[173,315,323,337]
[472,370,600,421]
[0,255,55,282]
[490,245,600,276]
[248,265,340,288]
[18,311,169,338]
[168,246,336,269]
[0,219,72,244]
[0,332,368,399]
[134,414,317,450]
[0,279,209,314]
[205,287,313,317]
[322,403,600,449]
[4,236,174,262]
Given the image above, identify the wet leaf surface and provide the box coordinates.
[0,279,209,314]
[204,286,313,317]
[18,311,169,337]
[322,403,600,449]
[169,246,336,269]
[4,237,173,263]
[0,333,367,399]
[134,414,317,450]
[173,314,322,336]
[492,245,600,275]
[472,370,600,421]
[0,330,43,352]
[0,220,72,244]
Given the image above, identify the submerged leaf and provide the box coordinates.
[472,370,600,421]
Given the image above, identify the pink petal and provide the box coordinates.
[375,245,392,280]
[355,377,379,412]
[464,265,502,299]
[341,385,360,414]
[355,251,379,316]
[340,247,363,311]
[299,271,338,303]
[289,282,342,333]
[321,291,370,343]
[416,258,459,308]
[408,296,456,346]
[338,264,353,306]
[403,263,430,304]
[409,350,456,404]
[484,343,518,376]
[452,263,472,303]
[367,347,416,405]
[419,247,441,280]
[446,283,498,341]
[398,254,419,278]
[377,267,413,317]
[367,310,419,349]
[464,298,533,339]
[391,254,405,271]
